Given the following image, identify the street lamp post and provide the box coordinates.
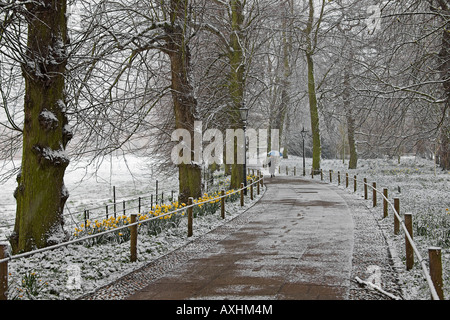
[300,127,307,176]
[239,106,249,195]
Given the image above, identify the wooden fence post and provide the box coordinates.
[257,176,260,195]
[138,197,141,214]
[0,244,8,300]
[221,190,225,219]
[320,169,323,181]
[113,186,116,218]
[260,172,264,188]
[383,188,388,218]
[130,214,137,262]
[364,178,368,200]
[240,183,244,207]
[250,180,254,200]
[338,171,340,185]
[345,173,349,188]
[329,170,332,183]
[394,198,400,235]
[294,166,296,176]
[428,247,444,300]
[188,197,193,237]
[372,182,377,207]
[354,175,357,192]
[405,213,414,270]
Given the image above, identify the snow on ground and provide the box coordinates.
[0,154,448,299]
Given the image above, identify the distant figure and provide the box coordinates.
[268,154,276,178]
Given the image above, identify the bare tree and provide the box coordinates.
[1,0,73,253]
[297,0,327,172]
[165,0,202,202]
[357,0,448,166]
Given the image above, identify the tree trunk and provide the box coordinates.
[304,0,323,173]
[347,113,358,169]
[306,52,321,172]
[166,0,202,204]
[437,2,449,170]
[280,48,289,159]
[11,0,72,254]
[343,55,358,169]
[281,1,293,159]
[228,0,245,190]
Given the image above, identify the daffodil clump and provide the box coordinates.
[72,201,188,244]
[192,192,221,217]
[73,214,134,246]
[8,271,48,300]
[71,184,250,245]
[140,202,186,236]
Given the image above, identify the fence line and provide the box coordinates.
[318,167,442,300]
[360,175,441,300]
[0,176,263,264]
[0,185,183,244]
[0,173,265,299]
[0,189,176,230]
[261,164,443,300]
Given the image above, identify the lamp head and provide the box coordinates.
[239,106,249,122]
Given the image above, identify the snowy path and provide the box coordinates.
[97,176,355,300]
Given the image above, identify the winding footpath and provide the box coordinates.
[125,176,355,300]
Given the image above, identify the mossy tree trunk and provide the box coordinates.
[306,52,321,172]
[228,0,246,190]
[11,0,72,254]
[281,1,293,159]
[166,0,202,204]
[303,0,325,173]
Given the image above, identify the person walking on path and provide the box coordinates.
[268,154,277,177]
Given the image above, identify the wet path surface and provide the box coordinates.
[127,176,354,300]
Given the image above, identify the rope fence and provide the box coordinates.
[0,172,265,300]
[273,164,444,300]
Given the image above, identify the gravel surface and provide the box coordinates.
[338,188,405,300]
